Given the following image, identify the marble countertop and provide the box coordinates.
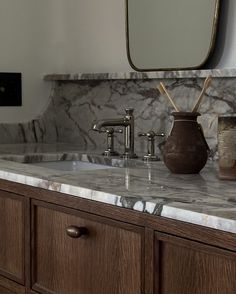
[0,143,235,234]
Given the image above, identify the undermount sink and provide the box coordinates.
[27,160,115,172]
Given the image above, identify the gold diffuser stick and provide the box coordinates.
[191,76,212,113]
[158,82,179,112]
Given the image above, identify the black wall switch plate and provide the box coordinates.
[0,73,22,106]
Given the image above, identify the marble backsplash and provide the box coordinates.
[1,75,236,158]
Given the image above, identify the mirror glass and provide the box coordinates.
[126,0,220,71]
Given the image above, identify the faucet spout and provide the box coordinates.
[93,118,127,132]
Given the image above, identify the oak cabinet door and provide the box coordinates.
[0,191,25,284]
[31,200,144,294]
[0,279,25,294]
[155,232,236,294]
[0,286,18,294]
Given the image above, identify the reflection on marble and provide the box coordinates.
[161,203,236,233]
[1,74,236,160]
[0,143,139,168]
[0,144,235,234]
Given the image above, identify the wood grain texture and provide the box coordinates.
[155,232,236,294]
[0,275,25,294]
[31,201,144,294]
[24,198,31,289]
[0,190,24,283]
[0,285,17,294]
[145,228,154,294]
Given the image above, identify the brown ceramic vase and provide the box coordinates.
[163,112,209,174]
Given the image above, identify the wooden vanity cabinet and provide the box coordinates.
[0,190,25,285]
[154,232,236,294]
[0,180,235,294]
[31,200,144,294]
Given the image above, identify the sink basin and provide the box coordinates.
[27,160,115,172]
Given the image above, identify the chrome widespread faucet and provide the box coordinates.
[93,108,137,158]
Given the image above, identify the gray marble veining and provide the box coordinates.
[1,72,236,160]
[45,77,236,158]
[0,143,235,234]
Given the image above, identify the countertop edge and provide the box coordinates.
[0,166,235,235]
[43,69,236,81]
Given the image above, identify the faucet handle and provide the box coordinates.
[138,131,164,139]
[106,128,123,134]
[95,127,123,135]
[93,127,122,156]
[138,131,164,161]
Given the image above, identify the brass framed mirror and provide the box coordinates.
[126,0,221,71]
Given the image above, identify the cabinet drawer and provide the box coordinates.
[31,200,144,294]
[155,232,236,294]
[0,191,25,284]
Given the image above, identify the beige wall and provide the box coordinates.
[0,0,131,123]
[0,0,235,123]
[0,1,56,123]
